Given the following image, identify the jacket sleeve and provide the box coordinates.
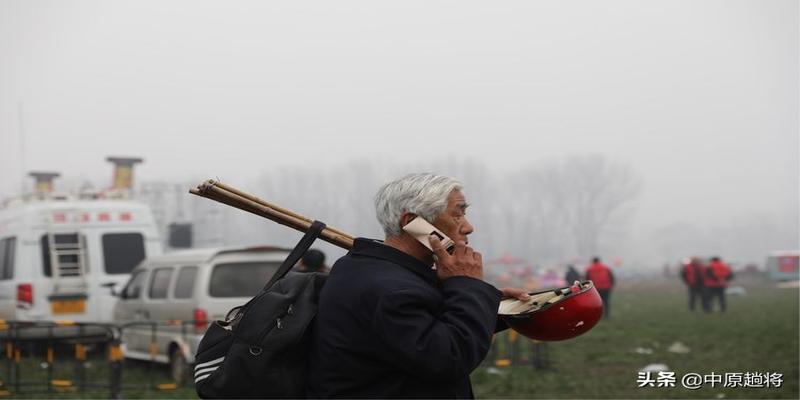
[370,276,501,381]
[494,316,509,333]
[680,267,688,284]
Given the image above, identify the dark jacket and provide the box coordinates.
[306,238,502,399]
[565,267,581,284]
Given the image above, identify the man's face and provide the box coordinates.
[432,190,473,244]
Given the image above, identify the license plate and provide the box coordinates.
[51,300,86,314]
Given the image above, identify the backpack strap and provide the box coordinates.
[263,220,326,290]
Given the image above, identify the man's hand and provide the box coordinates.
[499,287,531,301]
[429,235,483,281]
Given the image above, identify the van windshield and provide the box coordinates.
[209,261,281,298]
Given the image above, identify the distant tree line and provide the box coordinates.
[142,154,797,269]
[207,154,643,266]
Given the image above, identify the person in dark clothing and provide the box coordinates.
[585,257,614,319]
[565,265,581,285]
[295,248,330,273]
[680,257,708,312]
[306,173,528,398]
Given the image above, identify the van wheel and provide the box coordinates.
[169,348,189,384]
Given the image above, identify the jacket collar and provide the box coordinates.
[351,238,439,287]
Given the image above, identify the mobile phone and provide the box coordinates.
[402,216,455,254]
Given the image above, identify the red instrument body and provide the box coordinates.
[499,281,603,341]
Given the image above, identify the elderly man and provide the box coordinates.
[307,173,526,398]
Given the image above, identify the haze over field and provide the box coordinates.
[1,0,797,268]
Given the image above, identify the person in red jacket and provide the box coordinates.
[680,257,709,312]
[704,256,733,312]
[585,257,615,319]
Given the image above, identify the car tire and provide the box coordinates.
[169,347,189,384]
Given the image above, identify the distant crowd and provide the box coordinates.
[296,250,736,318]
[679,256,734,312]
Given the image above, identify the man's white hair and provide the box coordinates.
[374,173,463,237]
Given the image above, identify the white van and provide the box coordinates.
[112,246,291,382]
[0,197,162,323]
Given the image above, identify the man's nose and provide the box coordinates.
[460,219,474,235]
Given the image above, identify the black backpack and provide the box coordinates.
[194,221,327,399]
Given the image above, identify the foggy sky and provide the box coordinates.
[1,0,797,265]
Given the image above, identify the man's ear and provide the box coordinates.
[399,212,417,228]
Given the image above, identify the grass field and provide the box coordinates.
[473,278,799,399]
[2,278,797,399]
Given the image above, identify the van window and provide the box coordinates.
[41,233,85,277]
[0,237,16,280]
[174,267,198,299]
[149,268,173,299]
[103,233,146,274]
[209,261,281,298]
[123,270,147,299]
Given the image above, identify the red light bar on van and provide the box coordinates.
[50,211,134,223]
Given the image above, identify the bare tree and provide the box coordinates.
[175,155,639,268]
[515,155,642,259]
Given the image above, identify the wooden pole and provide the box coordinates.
[189,179,355,250]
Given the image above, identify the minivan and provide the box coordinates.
[112,246,290,382]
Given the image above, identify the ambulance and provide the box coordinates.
[0,158,163,323]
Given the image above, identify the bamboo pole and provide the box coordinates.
[209,180,353,239]
[189,179,355,250]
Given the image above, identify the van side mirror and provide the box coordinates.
[101,282,120,297]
